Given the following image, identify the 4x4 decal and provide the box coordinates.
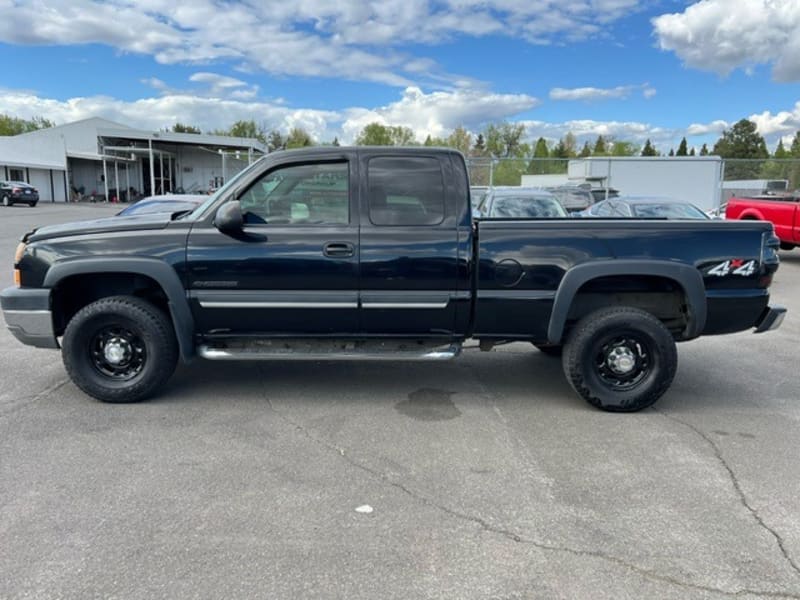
[707,259,757,277]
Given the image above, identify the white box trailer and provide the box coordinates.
[566,156,724,211]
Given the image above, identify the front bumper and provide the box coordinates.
[0,286,58,348]
[754,305,787,333]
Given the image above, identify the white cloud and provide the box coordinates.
[340,86,539,142]
[549,83,655,102]
[0,83,538,144]
[0,0,646,85]
[653,0,800,82]
[686,120,729,137]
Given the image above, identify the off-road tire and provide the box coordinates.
[62,296,178,403]
[562,306,677,412]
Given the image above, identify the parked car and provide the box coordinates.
[725,194,800,250]
[578,196,709,219]
[116,194,208,217]
[546,186,594,212]
[476,188,568,218]
[1,181,39,207]
[1,147,785,412]
[470,186,488,211]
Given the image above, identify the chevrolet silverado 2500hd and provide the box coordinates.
[1,147,786,411]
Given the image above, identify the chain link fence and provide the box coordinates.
[465,156,800,212]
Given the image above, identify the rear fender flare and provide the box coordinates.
[547,260,706,345]
[44,257,194,362]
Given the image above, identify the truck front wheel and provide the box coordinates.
[62,296,178,403]
[562,307,677,412]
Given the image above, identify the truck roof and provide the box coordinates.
[267,146,466,159]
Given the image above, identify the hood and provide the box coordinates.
[26,213,175,243]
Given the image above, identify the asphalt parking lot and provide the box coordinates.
[1,203,798,599]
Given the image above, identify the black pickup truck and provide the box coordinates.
[1,147,786,411]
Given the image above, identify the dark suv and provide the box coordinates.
[1,181,39,207]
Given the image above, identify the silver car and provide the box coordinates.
[476,188,568,219]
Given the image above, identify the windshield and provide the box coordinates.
[186,157,266,220]
[489,196,567,218]
[632,202,708,219]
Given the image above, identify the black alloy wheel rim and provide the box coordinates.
[89,325,147,380]
[593,333,652,391]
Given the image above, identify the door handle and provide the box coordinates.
[323,242,355,258]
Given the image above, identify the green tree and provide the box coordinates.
[528,137,552,174]
[0,114,55,136]
[713,118,769,180]
[226,119,267,144]
[472,133,486,155]
[592,135,607,156]
[484,122,526,157]
[286,127,314,149]
[356,122,393,145]
[492,158,527,185]
[611,141,638,156]
[331,137,340,147]
[676,137,688,156]
[641,139,657,156]
[668,148,675,156]
[774,139,789,158]
[355,122,417,146]
[447,126,472,156]
[789,132,800,157]
[699,143,709,156]
[171,123,201,134]
[689,147,696,156]
[579,141,592,157]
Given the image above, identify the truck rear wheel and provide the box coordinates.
[62,296,178,403]
[562,307,677,412]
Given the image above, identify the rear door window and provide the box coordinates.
[367,156,445,226]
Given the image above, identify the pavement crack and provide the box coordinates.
[259,376,800,599]
[657,409,800,579]
[0,377,70,418]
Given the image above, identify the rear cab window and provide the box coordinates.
[367,156,445,226]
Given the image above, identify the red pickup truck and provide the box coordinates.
[726,195,800,250]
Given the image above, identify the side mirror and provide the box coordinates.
[214,201,243,234]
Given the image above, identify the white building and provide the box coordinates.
[0,117,266,202]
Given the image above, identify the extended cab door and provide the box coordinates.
[357,152,469,337]
[186,154,359,335]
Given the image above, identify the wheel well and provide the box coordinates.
[51,272,170,336]
[564,275,689,338]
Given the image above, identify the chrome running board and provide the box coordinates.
[198,339,462,362]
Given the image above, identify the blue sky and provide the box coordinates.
[1,0,799,152]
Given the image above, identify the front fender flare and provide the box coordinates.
[547,260,706,345]
[44,257,195,362]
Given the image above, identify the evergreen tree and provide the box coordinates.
[668,149,675,156]
[592,135,607,155]
[641,139,657,156]
[331,137,340,147]
[713,118,769,178]
[579,141,592,157]
[699,143,709,156]
[689,147,696,156]
[533,137,549,158]
[676,137,688,156]
[472,133,486,154]
[789,132,800,157]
